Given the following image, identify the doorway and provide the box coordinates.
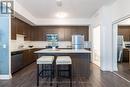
[92,26,101,67]
[112,15,130,81]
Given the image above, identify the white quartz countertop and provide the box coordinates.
[34,49,92,54]
[11,48,35,52]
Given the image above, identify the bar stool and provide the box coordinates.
[56,56,72,87]
[37,56,54,86]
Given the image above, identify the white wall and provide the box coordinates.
[91,8,106,70]
[91,0,130,71]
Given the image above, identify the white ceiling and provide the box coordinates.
[16,0,116,19]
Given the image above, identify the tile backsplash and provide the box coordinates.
[11,34,31,50]
[11,34,91,49]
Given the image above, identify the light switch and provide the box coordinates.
[3,44,6,48]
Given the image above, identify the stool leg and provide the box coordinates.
[53,63,55,78]
[42,64,44,78]
[37,64,39,86]
[50,64,53,86]
[56,65,59,87]
[69,65,72,87]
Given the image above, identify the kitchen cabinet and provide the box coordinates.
[64,27,72,41]
[23,50,30,67]
[122,48,129,62]
[16,18,24,35]
[38,28,44,41]
[11,17,89,41]
[11,17,33,41]
[11,16,16,40]
[11,48,40,74]
[33,27,43,41]
[33,26,89,41]
[57,27,65,41]
[23,48,38,67]
[71,27,89,41]
[24,24,31,41]
[30,27,34,41]
[118,26,130,41]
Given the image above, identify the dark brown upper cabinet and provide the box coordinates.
[24,23,32,41]
[33,26,89,41]
[64,27,72,41]
[11,17,33,41]
[11,17,16,40]
[32,27,44,41]
[15,18,24,35]
[57,27,65,41]
[11,17,89,41]
[30,27,34,41]
[70,26,89,41]
[118,26,130,41]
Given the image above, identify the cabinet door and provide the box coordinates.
[38,28,44,41]
[23,50,29,67]
[57,27,65,41]
[118,26,130,41]
[71,26,89,41]
[123,49,129,62]
[32,27,37,41]
[23,23,27,40]
[64,27,72,41]
[11,17,16,40]
[43,27,58,41]
[16,18,24,35]
[76,27,89,41]
[33,27,43,41]
[29,49,38,62]
[24,24,31,41]
[71,54,90,77]
[30,27,34,41]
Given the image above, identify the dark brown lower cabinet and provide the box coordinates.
[23,50,30,67]
[122,48,129,62]
[23,49,39,67]
[11,48,40,74]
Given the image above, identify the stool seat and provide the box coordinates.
[37,56,54,64]
[56,56,72,65]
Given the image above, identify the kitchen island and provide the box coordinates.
[35,49,91,77]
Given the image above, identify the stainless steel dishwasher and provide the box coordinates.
[11,51,23,73]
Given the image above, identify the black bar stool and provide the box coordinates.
[56,56,72,87]
[37,56,54,86]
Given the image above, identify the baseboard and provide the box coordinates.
[101,67,113,72]
[0,75,12,80]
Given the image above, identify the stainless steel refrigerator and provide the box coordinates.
[72,35,85,49]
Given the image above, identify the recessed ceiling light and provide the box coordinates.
[56,12,67,18]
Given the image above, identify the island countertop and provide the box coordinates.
[34,49,92,54]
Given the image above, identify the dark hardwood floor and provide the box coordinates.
[115,63,130,81]
[0,63,130,87]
